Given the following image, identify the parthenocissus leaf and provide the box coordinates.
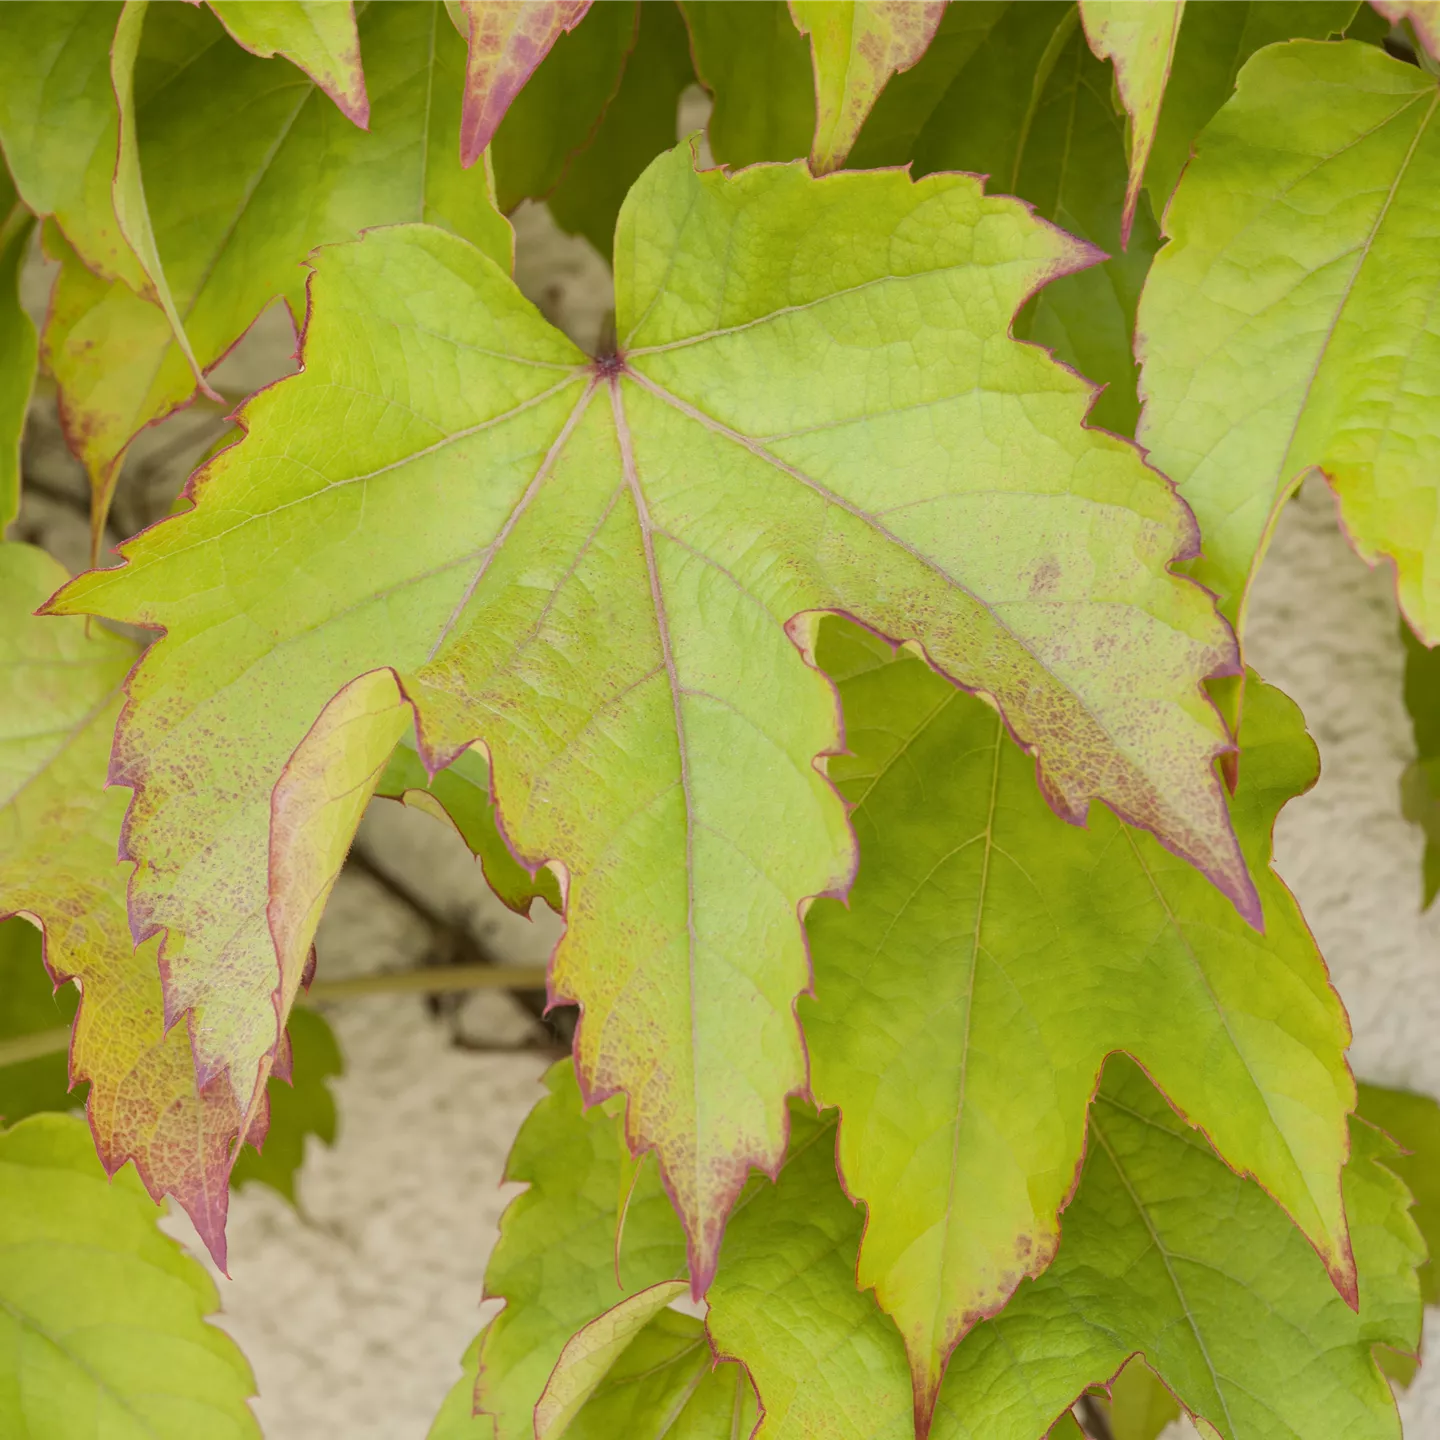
[0,171,35,529]
[1098,1358,1182,1440]
[0,541,267,1267]
[457,0,592,168]
[470,1061,687,1440]
[0,1112,260,1439]
[1401,619,1440,906]
[1137,40,1440,642]
[803,622,1353,1420]
[0,1,148,293]
[788,1,947,174]
[1078,0,1187,245]
[706,1064,1420,1440]
[0,917,80,1125]
[204,0,370,127]
[901,1,1160,437]
[39,0,511,534]
[228,1006,342,1207]
[376,732,563,915]
[679,0,816,166]
[51,146,1253,1282]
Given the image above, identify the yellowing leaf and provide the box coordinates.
[52,148,1252,1280]
[1137,40,1440,641]
[803,625,1353,1420]
[0,541,262,1265]
[0,1112,260,1439]
[789,0,947,173]
[206,0,370,127]
[1079,0,1187,243]
[457,0,593,167]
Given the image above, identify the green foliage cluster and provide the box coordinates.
[2,2,1440,1437]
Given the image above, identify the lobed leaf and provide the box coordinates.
[788,1,947,174]
[205,0,369,127]
[1078,0,1187,244]
[51,148,1252,1279]
[803,624,1353,1420]
[0,1111,260,1437]
[456,0,592,169]
[0,171,35,529]
[0,541,263,1265]
[1137,40,1440,642]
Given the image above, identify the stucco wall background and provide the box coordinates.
[12,162,1440,1440]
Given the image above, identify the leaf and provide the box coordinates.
[457,0,593,169]
[1401,618,1440,907]
[0,917,80,1125]
[679,0,815,166]
[706,1063,1420,1440]
[1099,1359,1182,1440]
[52,150,1253,1280]
[0,1111,260,1438]
[205,0,370,127]
[1144,2,1361,214]
[375,732,563,915]
[0,175,36,530]
[1373,0,1440,58]
[0,540,263,1266]
[473,1060,687,1440]
[490,1,637,214]
[0,1,148,292]
[1136,40,1440,641]
[933,1060,1421,1440]
[43,0,513,537]
[228,1006,342,1206]
[1357,1081,1440,1306]
[788,1,947,173]
[904,0,1160,435]
[802,623,1353,1418]
[1078,0,1187,244]
[546,1,696,258]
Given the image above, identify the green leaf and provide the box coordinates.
[471,1060,688,1440]
[1136,40,1440,641]
[707,1064,1420,1440]
[802,624,1353,1415]
[227,1006,342,1207]
[457,0,593,169]
[679,0,815,165]
[546,1,696,258]
[0,540,260,1266]
[42,0,512,534]
[789,1,947,173]
[375,732,563,915]
[1357,1080,1440,1306]
[0,1,148,292]
[1145,2,1361,214]
[0,1111,260,1438]
[490,2,637,214]
[0,176,36,531]
[1401,618,1440,907]
[1078,0,1187,244]
[933,1061,1421,1440]
[206,0,369,127]
[1098,1359,1183,1440]
[52,150,1253,1279]
[902,1,1160,435]
[0,917,80,1125]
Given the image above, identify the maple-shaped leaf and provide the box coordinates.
[1137,39,1440,642]
[1078,0,1187,244]
[35,0,511,541]
[0,1112,260,1439]
[52,146,1252,1281]
[789,1,947,173]
[470,1061,687,1440]
[0,917,79,1124]
[679,0,816,166]
[706,1064,1419,1440]
[456,0,592,168]
[801,622,1354,1420]
[204,0,370,127]
[0,168,34,529]
[0,541,266,1266]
